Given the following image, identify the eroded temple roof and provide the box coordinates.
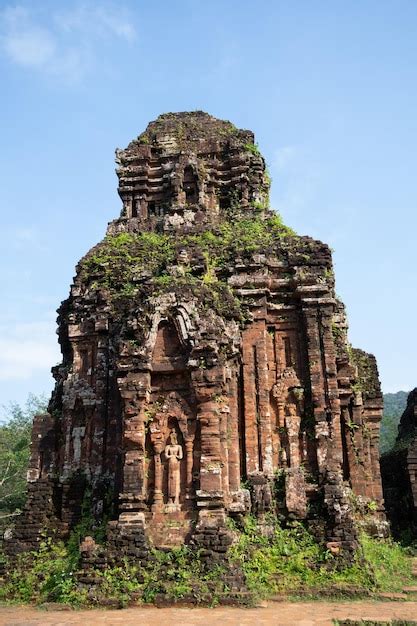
[113,111,270,233]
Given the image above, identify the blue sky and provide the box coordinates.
[0,0,416,415]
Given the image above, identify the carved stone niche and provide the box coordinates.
[182,165,199,206]
[143,318,199,514]
[272,366,305,469]
[144,399,197,513]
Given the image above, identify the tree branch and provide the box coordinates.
[0,510,21,519]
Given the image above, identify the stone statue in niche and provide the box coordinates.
[165,430,183,507]
[285,403,301,468]
[168,248,190,277]
[272,366,302,428]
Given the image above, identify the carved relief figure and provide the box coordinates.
[285,403,301,468]
[272,366,302,427]
[165,430,183,506]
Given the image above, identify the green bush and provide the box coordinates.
[2,516,413,606]
[0,537,81,606]
[0,541,227,607]
[229,516,413,599]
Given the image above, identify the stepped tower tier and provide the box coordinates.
[111,111,270,234]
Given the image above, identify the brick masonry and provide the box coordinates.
[5,112,386,562]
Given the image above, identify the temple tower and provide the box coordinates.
[7,112,386,560]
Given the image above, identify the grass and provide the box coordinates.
[1,515,413,607]
[333,622,417,626]
[228,516,414,600]
[360,534,414,592]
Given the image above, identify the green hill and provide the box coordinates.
[380,390,409,454]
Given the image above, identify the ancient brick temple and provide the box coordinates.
[381,388,417,535]
[8,112,386,560]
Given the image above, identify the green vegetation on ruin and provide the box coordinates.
[350,349,380,400]
[244,142,261,156]
[228,516,413,599]
[1,514,414,608]
[3,396,411,608]
[135,112,241,147]
[77,214,297,319]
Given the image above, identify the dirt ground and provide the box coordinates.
[1,601,417,626]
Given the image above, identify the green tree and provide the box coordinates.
[380,391,409,454]
[0,394,47,528]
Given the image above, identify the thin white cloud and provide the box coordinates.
[97,7,136,42]
[0,2,136,82]
[0,319,60,381]
[1,5,58,69]
[4,25,55,68]
[273,145,297,171]
[270,145,321,220]
[56,4,136,42]
[1,226,47,252]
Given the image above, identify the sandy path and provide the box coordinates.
[1,601,417,626]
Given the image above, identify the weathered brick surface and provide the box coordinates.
[5,112,385,561]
